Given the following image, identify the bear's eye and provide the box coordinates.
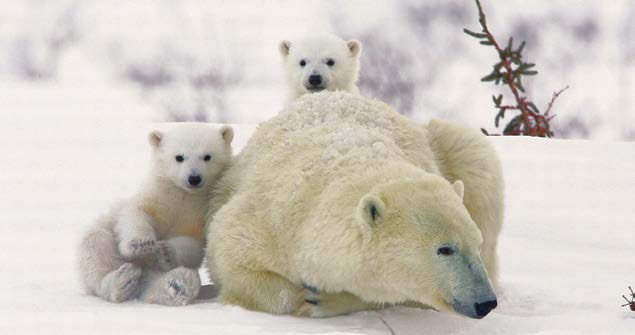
[326,58,335,66]
[437,247,454,256]
[203,154,212,161]
[175,155,184,162]
[299,59,306,67]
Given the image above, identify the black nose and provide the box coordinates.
[308,75,322,86]
[474,299,497,318]
[188,175,202,186]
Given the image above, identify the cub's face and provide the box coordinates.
[356,178,497,319]
[148,124,233,193]
[279,36,361,96]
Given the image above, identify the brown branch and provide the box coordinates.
[544,85,569,117]
[467,0,568,138]
[474,0,532,134]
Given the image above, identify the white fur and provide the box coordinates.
[206,92,504,318]
[78,123,233,305]
[279,35,362,101]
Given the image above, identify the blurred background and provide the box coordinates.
[1,0,633,140]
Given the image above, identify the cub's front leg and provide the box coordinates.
[220,269,305,315]
[114,204,158,260]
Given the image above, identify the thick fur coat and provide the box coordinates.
[206,92,503,318]
[79,123,233,305]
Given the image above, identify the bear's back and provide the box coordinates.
[236,92,440,191]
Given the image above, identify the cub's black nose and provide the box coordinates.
[188,175,202,186]
[474,299,497,318]
[308,75,322,86]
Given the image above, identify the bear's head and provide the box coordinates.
[148,124,233,193]
[279,35,361,97]
[352,176,497,319]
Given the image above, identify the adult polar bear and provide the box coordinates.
[206,92,504,318]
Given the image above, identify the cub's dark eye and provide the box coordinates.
[204,154,212,161]
[326,58,335,66]
[437,247,454,256]
[175,155,184,162]
[299,59,306,67]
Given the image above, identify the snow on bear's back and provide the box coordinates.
[244,92,410,173]
[280,91,396,131]
[247,92,407,152]
[231,91,440,197]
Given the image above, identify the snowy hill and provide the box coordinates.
[1,82,634,334]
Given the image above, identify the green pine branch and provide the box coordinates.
[464,0,568,137]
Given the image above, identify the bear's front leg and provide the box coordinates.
[220,270,305,315]
[294,288,378,317]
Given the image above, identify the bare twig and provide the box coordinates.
[544,85,570,117]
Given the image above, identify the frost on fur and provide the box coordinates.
[78,123,233,305]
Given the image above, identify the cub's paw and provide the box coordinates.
[294,288,370,318]
[105,263,143,302]
[120,238,157,259]
[164,268,201,306]
[143,267,201,306]
[157,241,177,272]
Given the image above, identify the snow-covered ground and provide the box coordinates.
[1,79,634,334]
[1,1,634,333]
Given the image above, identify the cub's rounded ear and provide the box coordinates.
[452,180,464,200]
[358,194,385,227]
[279,40,291,57]
[219,125,234,144]
[346,39,362,58]
[148,130,163,148]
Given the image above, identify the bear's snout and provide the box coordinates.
[308,75,323,87]
[474,299,497,318]
[450,293,497,319]
[188,175,202,187]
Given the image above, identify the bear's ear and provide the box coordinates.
[452,180,464,200]
[358,195,385,227]
[219,125,234,144]
[279,40,291,57]
[148,130,163,148]
[347,39,362,58]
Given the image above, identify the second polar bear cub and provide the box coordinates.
[279,34,362,100]
[78,123,233,306]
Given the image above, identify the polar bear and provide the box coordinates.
[79,123,233,306]
[206,92,504,318]
[279,35,362,101]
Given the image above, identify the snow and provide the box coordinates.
[1,1,634,333]
[1,78,635,334]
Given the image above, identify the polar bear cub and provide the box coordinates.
[79,123,233,305]
[279,34,362,100]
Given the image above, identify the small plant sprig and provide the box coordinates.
[464,0,568,137]
[622,286,635,311]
